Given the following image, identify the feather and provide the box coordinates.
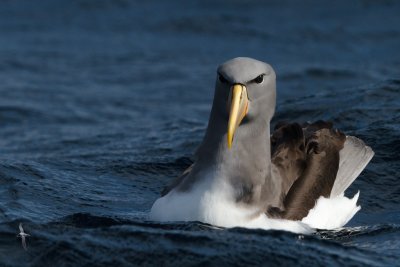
[330,136,374,197]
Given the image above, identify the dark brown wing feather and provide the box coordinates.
[271,122,307,202]
[268,121,346,221]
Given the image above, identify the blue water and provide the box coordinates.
[0,0,400,266]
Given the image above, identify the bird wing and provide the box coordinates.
[269,121,348,220]
[330,136,374,197]
[161,164,194,196]
[271,122,307,201]
[21,236,27,251]
[19,223,24,234]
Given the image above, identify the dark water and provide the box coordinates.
[0,0,399,266]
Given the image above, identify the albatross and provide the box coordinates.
[150,57,374,233]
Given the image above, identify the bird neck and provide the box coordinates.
[197,112,273,183]
[195,114,282,208]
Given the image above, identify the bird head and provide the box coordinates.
[215,57,276,149]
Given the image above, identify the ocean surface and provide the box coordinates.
[0,0,400,266]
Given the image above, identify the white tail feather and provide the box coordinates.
[330,136,374,197]
[302,191,361,229]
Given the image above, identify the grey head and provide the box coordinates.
[198,57,277,155]
[217,57,276,130]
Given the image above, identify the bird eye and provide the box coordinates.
[218,74,229,84]
[253,75,264,84]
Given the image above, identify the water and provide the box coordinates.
[0,0,399,266]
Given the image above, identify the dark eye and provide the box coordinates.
[218,74,229,84]
[253,75,264,84]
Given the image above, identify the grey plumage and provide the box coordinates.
[331,136,374,197]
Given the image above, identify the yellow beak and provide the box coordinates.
[227,84,249,149]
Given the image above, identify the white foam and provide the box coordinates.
[150,171,360,234]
